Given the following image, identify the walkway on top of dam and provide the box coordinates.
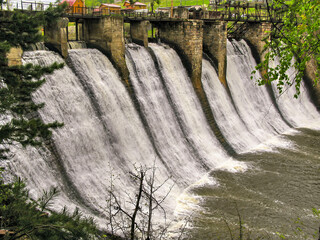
[3,1,285,24]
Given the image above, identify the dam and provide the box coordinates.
[3,5,320,239]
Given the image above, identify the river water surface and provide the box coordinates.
[186,129,320,239]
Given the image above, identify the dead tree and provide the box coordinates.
[106,162,174,240]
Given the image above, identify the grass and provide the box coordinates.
[84,0,269,18]
[155,0,209,8]
[118,0,267,9]
[85,0,211,9]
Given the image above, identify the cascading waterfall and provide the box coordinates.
[68,41,87,49]
[270,60,320,129]
[202,58,260,153]
[202,39,319,153]
[23,50,123,215]
[225,39,296,151]
[188,40,320,239]
[19,49,180,228]
[147,43,242,171]
[9,143,76,210]
[67,48,179,210]
[27,42,47,51]
[11,50,111,225]
[126,44,208,185]
[6,38,320,238]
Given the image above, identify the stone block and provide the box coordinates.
[45,17,69,58]
[7,47,23,66]
[84,16,129,84]
[203,21,227,86]
[158,20,203,89]
[130,21,149,47]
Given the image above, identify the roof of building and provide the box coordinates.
[100,3,121,8]
[133,1,146,6]
[60,0,83,6]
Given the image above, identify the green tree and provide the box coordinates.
[254,0,320,97]
[0,8,67,159]
[151,0,160,13]
[85,0,103,8]
[0,5,99,239]
[0,178,98,239]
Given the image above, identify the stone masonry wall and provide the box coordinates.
[305,58,320,109]
[158,20,203,89]
[158,20,236,155]
[203,21,227,86]
[84,16,129,84]
[242,22,271,83]
[45,18,69,58]
[244,23,320,108]
[7,47,23,66]
[243,22,271,58]
[172,7,189,19]
[130,21,149,47]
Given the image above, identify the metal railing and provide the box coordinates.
[201,1,286,22]
[122,11,170,18]
[1,1,285,23]
[1,1,55,11]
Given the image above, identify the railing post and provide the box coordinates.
[76,20,78,41]
[66,25,69,41]
[247,2,249,19]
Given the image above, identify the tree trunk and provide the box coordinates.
[130,171,144,240]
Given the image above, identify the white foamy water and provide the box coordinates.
[126,44,208,185]
[149,43,244,171]
[6,39,319,239]
[226,39,294,151]
[270,60,320,129]
[16,50,177,231]
[68,49,178,213]
[202,58,260,153]
[68,41,87,49]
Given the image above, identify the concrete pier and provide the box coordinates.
[203,21,227,86]
[45,18,69,58]
[130,21,149,47]
[158,20,203,89]
[83,16,129,84]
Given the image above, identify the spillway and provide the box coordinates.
[5,39,320,238]
[270,59,320,129]
[186,40,320,239]
[202,58,260,153]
